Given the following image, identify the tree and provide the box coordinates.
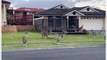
[6,13,15,25]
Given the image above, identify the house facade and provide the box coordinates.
[2,0,11,26]
[12,7,45,25]
[34,4,105,33]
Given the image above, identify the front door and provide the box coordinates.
[68,16,79,30]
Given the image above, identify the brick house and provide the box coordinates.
[7,7,45,25]
[13,7,45,25]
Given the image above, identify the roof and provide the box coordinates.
[2,0,11,4]
[15,7,45,13]
[37,9,72,15]
[71,6,105,16]
[35,4,105,17]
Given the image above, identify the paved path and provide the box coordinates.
[2,41,104,46]
[2,47,105,60]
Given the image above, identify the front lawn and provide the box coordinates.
[2,31,105,50]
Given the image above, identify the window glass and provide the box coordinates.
[55,16,61,27]
[48,16,54,27]
[48,16,61,27]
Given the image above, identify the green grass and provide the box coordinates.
[2,31,105,51]
[2,32,55,44]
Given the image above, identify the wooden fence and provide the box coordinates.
[2,25,35,32]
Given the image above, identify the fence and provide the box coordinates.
[2,25,35,32]
[2,25,17,32]
[16,25,35,31]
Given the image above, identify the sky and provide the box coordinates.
[6,0,106,10]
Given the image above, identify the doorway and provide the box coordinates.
[67,16,79,30]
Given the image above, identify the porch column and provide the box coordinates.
[103,18,105,30]
[61,16,67,31]
[66,16,69,30]
[2,4,7,26]
[78,16,81,28]
[43,16,48,29]
[32,14,35,25]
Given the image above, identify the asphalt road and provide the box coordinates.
[2,47,105,60]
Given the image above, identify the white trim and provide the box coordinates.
[65,10,85,16]
[34,17,45,20]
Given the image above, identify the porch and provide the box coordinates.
[34,16,87,34]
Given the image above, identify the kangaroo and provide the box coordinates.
[41,29,48,39]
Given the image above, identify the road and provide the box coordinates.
[2,47,105,60]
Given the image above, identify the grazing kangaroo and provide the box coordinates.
[55,32,64,43]
[41,29,48,39]
[72,25,77,32]
[78,25,83,32]
[90,29,96,38]
[22,36,27,47]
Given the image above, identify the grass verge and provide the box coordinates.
[2,31,105,51]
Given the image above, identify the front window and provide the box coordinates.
[48,16,61,27]
[48,16,54,27]
[55,16,61,27]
